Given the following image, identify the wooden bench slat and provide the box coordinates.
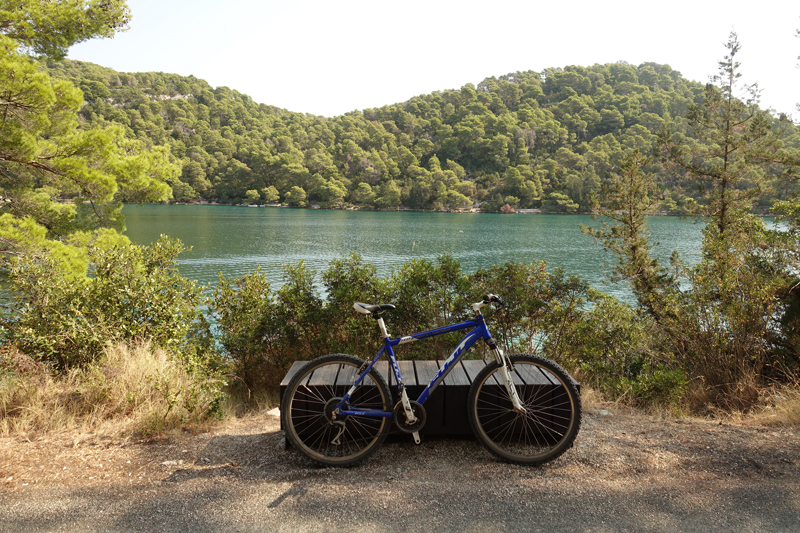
[444,360,471,386]
[397,360,416,387]
[412,361,443,430]
[515,364,551,386]
[280,360,305,387]
[373,360,391,387]
[307,362,338,387]
[462,360,489,382]
[413,360,439,384]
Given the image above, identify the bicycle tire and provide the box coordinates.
[467,354,581,465]
[281,354,393,467]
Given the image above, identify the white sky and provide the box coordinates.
[68,0,800,118]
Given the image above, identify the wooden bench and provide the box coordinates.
[279,359,578,437]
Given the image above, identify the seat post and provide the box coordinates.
[376,317,390,338]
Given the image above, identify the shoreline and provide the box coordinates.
[130,203,777,218]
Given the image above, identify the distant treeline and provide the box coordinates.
[45,61,800,212]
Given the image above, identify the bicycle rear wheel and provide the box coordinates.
[468,354,581,465]
[281,354,392,467]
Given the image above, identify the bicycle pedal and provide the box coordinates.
[412,431,421,445]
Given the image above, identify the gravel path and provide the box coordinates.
[1,406,799,532]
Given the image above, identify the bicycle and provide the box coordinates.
[280,294,581,467]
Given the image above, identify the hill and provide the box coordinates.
[44,60,800,212]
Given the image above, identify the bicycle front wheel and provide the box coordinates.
[281,354,392,467]
[468,354,581,465]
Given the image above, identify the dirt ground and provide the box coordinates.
[1,404,799,532]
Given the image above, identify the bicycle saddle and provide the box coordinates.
[353,302,396,315]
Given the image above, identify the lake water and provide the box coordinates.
[122,205,706,302]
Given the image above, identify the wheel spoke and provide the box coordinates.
[469,356,581,465]
[283,356,391,466]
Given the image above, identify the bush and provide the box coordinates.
[384,254,475,359]
[211,253,481,387]
[2,235,216,372]
[209,254,689,410]
[213,255,601,388]
[275,261,328,361]
[658,219,789,413]
[212,267,283,390]
[470,261,589,357]
[559,292,686,407]
[322,254,388,356]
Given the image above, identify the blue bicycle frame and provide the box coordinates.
[334,315,493,418]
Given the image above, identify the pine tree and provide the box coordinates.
[0,2,176,277]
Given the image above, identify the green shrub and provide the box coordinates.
[210,254,687,410]
[471,261,590,357]
[212,267,282,390]
[384,254,475,359]
[556,291,686,407]
[2,235,217,373]
[322,254,388,356]
[275,261,328,360]
[211,253,481,387]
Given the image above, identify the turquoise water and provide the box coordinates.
[122,205,706,302]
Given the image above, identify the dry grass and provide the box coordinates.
[576,385,602,412]
[680,368,762,416]
[0,342,226,441]
[744,384,800,426]
[222,383,279,418]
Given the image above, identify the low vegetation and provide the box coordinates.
[210,253,691,410]
[0,342,225,438]
[3,243,799,439]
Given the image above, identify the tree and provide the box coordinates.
[542,192,578,213]
[0,1,176,278]
[261,186,280,203]
[660,32,798,298]
[316,177,347,206]
[582,150,674,318]
[662,32,795,241]
[0,0,131,59]
[285,186,307,207]
[353,182,375,205]
[36,52,798,213]
[659,33,800,410]
[244,189,261,204]
[374,179,401,208]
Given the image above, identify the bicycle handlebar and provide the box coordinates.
[483,294,505,307]
[471,294,504,313]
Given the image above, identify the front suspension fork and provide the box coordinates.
[488,341,526,414]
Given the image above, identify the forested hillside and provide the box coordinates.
[45,60,800,212]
